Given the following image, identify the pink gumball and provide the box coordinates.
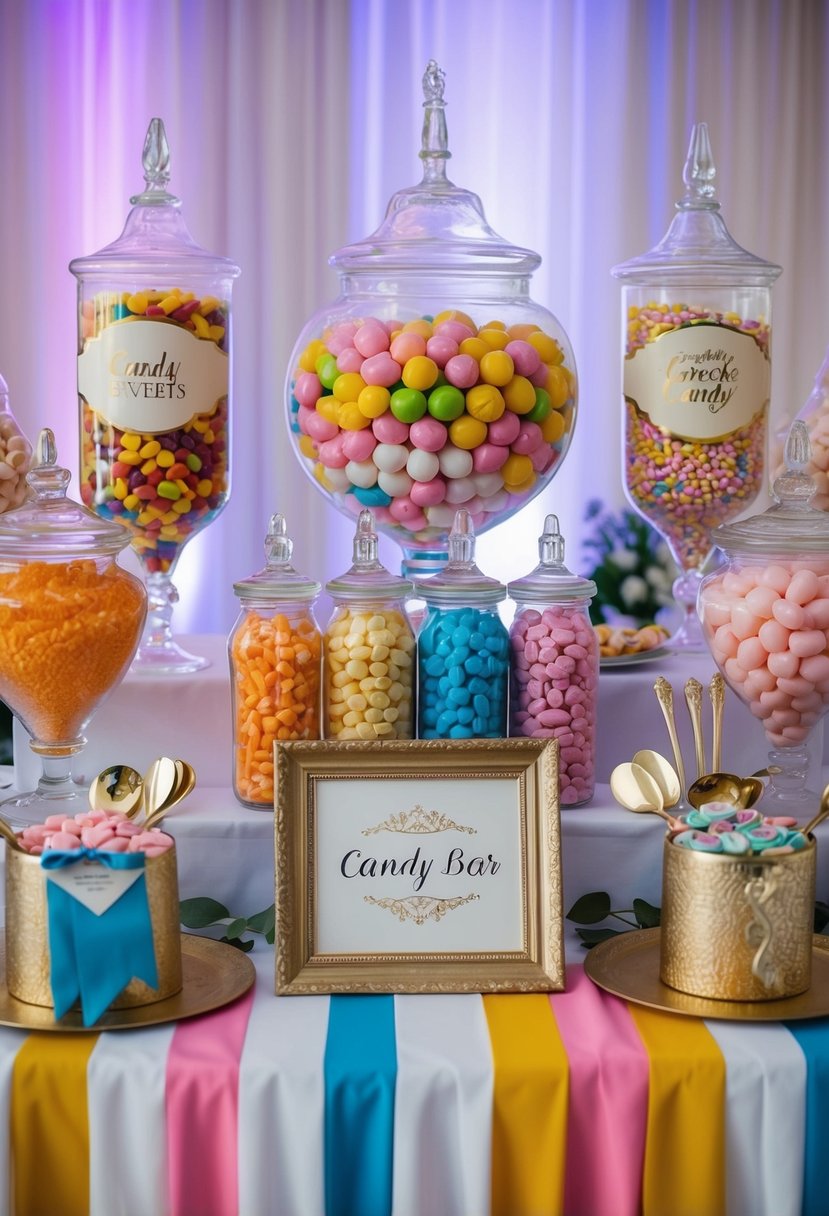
[390,495,420,522]
[512,421,544,455]
[529,363,550,388]
[390,332,427,364]
[472,443,509,473]
[435,320,475,343]
[530,444,553,473]
[425,335,459,367]
[410,476,446,507]
[336,347,365,374]
[444,354,479,389]
[341,429,377,462]
[361,352,402,387]
[318,435,349,468]
[372,413,410,444]
[353,322,390,358]
[504,340,542,377]
[304,411,340,443]
[487,412,521,446]
[409,416,448,452]
[294,371,322,408]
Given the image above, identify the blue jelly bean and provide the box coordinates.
[353,485,393,507]
[448,666,465,687]
[457,707,475,724]
[436,710,457,734]
[447,686,470,706]
[473,693,490,716]
[449,724,473,739]
[424,655,443,677]
[113,303,130,319]
[451,626,471,648]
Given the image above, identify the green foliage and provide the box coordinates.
[581,499,676,626]
[565,890,661,948]
[180,897,276,952]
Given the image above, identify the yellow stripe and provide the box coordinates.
[12,1032,97,1216]
[484,994,568,1216]
[628,1005,725,1216]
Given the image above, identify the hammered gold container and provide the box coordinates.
[5,842,182,1010]
[660,836,815,1001]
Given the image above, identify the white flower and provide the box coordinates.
[645,565,671,589]
[609,547,637,571]
[619,575,649,607]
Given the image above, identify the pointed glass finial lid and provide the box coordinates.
[612,121,781,284]
[416,509,505,603]
[508,513,597,602]
[326,509,413,600]
[233,513,321,602]
[69,118,240,277]
[712,420,829,553]
[331,62,539,274]
[0,429,132,557]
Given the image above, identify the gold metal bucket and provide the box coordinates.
[5,843,182,1009]
[660,836,815,1001]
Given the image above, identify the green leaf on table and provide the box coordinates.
[179,897,230,928]
[246,904,276,943]
[576,927,625,948]
[566,891,612,924]
[221,935,255,952]
[633,899,661,929]
[225,917,248,940]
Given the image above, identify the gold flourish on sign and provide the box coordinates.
[362,804,477,836]
[364,892,480,925]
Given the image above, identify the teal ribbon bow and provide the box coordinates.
[41,848,158,1027]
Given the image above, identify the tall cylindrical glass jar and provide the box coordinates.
[323,510,415,740]
[0,372,32,513]
[70,118,240,674]
[229,514,322,809]
[613,122,781,651]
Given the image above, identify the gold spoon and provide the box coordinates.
[686,768,775,810]
[653,677,687,797]
[632,749,682,808]
[610,762,684,830]
[0,815,24,851]
[143,757,178,824]
[684,678,705,781]
[801,783,829,837]
[144,760,196,831]
[709,673,726,773]
[88,764,144,817]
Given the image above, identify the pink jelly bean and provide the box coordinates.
[800,653,829,683]
[81,824,116,848]
[778,675,813,696]
[712,624,739,661]
[435,320,475,343]
[326,332,356,357]
[353,322,390,358]
[530,445,553,473]
[336,347,365,374]
[758,619,790,654]
[294,371,322,408]
[504,340,542,377]
[737,636,768,671]
[724,657,747,684]
[341,429,377,462]
[389,495,421,522]
[744,584,780,619]
[409,416,448,452]
[425,335,458,367]
[361,352,402,387]
[789,629,827,658]
[487,411,521,446]
[390,332,426,364]
[773,599,807,630]
[410,477,446,507]
[115,821,144,837]
[304,410,339,443]
[786,568,820,605]
[372,413,410,444]
[472,443,509,473]
[443,354,479,389]
[731,602,762,640]
[761,565,793,594]
[48,832,82,850]
[99,836,131,852]
[806,599,829,629]
[318,435,349,468]
[529,362,551,388]
[512,421,544,455]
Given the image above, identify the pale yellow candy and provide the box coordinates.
[324,606,414,739]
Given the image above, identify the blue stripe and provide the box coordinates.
[785,1019,829,1216]
[324,995,397,1216]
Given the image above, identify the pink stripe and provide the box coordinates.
[549,964,649,1216]
[165,988,255,1216]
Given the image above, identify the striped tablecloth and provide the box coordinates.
[1,948,827,1216]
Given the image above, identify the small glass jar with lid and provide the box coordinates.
[507,514,599,806]
[285,60,577,580]
[0,372,32,513]
[323,510,415,740]
[70,118,240,675]
[0,429,147,823]
[415,509,509,739]
[229,514,322,809]
[613,122,781,651]
[698,421,829,809]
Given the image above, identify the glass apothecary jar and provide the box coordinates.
[0,430,146,824]
[323,510,415,740]
[698,421,829,809]
[415,509,509,739]
[613,122,781,651]
[285,60,577,579]
[0,372,33,513]
[70,118,240,674]
[229,514,322,809]
[508,514,598,805]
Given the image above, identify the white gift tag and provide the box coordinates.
[46,858,144,917]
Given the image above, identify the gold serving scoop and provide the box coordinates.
[610,761,684,830]
[632,749,682,808]
[88,764,145,817]
[686,768,776,810]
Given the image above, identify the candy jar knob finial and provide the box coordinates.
[353,509,379,566]
[680,121,719,209]
[27,428,70,500]
[539,513,566,567]
[772,419,815,510]
[420,59,451,184]
[265,513,293,566]
[131,117,179,206]
[447,508,476,566]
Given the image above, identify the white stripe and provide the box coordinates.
[704,1019,806,1216]
[392,994,493,1216]
[0,1029,25,1216]
[87,1023,176,1216]
[238,952,328,1216]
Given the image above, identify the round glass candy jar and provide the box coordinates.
[698,421,829,809]
[323,510,415,740]
[507,514,598,806]
[285,61,577,579]
[70,118,240,674]
[229,514,322,809]
[415,509,509,739]
[0,371,33,513]
[0,430,147,822]
[613,122,781,651]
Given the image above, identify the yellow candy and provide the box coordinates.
[313,462,334,490]
[299,434,317,459]
[336,401,372,430]
[449,415,488,450]
[316,396,340,424]
[508,322,540,340]
[502,452,534,487]
[401,319,433,339]
[402,355,439,392]
[479,350,515,387]
[332,373,366,403]
[139,439,161,459]
[126,292,149,314]
[465,384,505,422]
[547,365,571,409]
[433,308,476,330]
[458,337,489,361]
[299,339,327,373]
[528,331,561,363]
[120,433,142,451]
[156,449,175,468]
[502,375,537,414]
[191,312,210,337]
[541,410,566,444]
[480,319,507,331]
[357,385,391,418]
[159,293,182,315]
[477,327,510,350]
[506,472,537,495]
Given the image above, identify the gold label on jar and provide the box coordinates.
[624,324,769,441]
[78,318,228,432]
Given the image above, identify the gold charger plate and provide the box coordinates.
[584,927,829,1021]
[599,645,670,669]
[0,934,255,1032]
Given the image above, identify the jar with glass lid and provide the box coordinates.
[508,514,598,805]
[0,372,32,513]
[323,509,415,740]
[613,122,781,651]
[415,508,509,739]
[70,117,240,675]
[229,514,322,809]
[286,60,578,580]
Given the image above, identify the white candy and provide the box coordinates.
[425,504,459,528]
[473,471,505,497]
[444,476,477,504]
[482,489,510,513]
[437,444,473,479]
[406,449,440,482]
[377,468,413,498]
[372,443,409,473]
[325,466,352,493]
[345,459,378,488]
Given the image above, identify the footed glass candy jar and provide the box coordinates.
[285,61,577,579]
[614,122,781,651]
[70,118,240,674]
[699,421,829,808]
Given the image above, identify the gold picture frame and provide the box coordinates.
[274,737,563,995]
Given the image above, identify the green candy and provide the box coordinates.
[526,389,552,423]
[427,384,466,421]
[315,353,339,390]
[390,387,428,423]
[157,480,182,501]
